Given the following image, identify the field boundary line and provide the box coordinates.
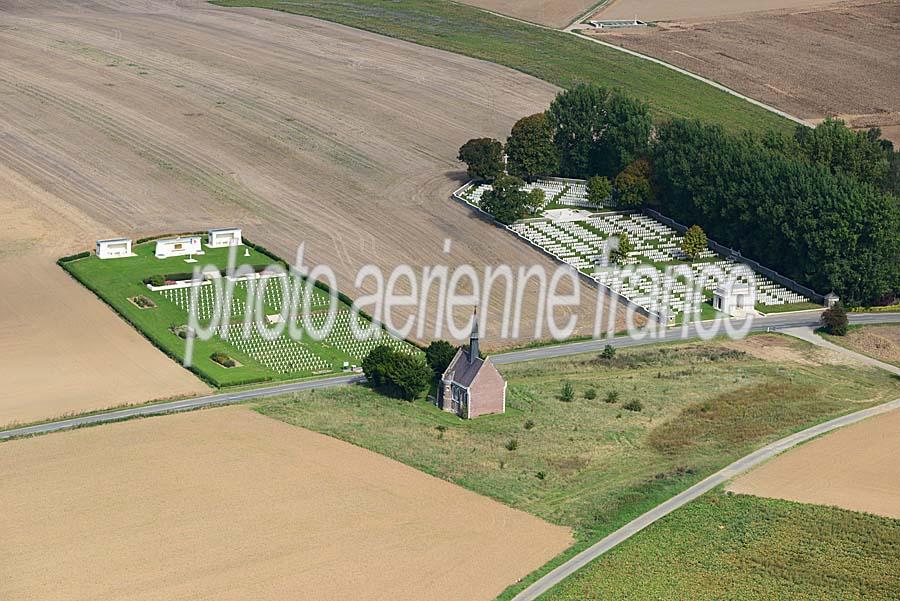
[564,28,811,128]
[0,374,364,441]
[510,393,900,600]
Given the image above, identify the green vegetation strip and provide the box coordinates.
[211,0,794,135]
[252,336,899,598]
[546,491,900,600]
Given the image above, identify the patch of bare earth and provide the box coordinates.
[0,406,572,601]
[723,333,857,367]
[588,0,900,145]
[838,325,900,367]
[0,0,623,423]
[728,408,900,519]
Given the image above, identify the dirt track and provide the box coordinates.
[0,406,572,600]
[728,408,900,519]
[590,0,900,144]
[0,0,617,423]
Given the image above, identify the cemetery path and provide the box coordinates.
[3,312,898,441]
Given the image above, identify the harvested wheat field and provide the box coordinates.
[590,0,900,144]
[0,0,613,345]
[0,165,210,428]
[0,406,572,601]
[455,0,598,28]
[728,407,900,519]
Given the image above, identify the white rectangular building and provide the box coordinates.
[207,227,242,248]
[155,236,203,259]
[95,238,133,259]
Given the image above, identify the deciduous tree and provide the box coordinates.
[458,137,504,180]
[480,174,528,224]
[614,158,653,208]
[547,84,652,178]
[681,225,708,259]
[505,112,559,179]
[586,175,612,206]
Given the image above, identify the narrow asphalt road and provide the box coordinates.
[1,312,897,441]
[510,316,900,601]
[781,326,900,376]
[510,395,900,601]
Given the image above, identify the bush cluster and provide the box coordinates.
[362,345,431,401]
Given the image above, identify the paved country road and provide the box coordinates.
[1,312,898,441]
[509,395,900,601]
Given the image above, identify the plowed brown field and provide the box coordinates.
[0,0,618,424]
[589,0,900,144]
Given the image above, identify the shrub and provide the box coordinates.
[560,382,575,402]
[362,345,431,400]
[586,175,612,206]
[458,137,504,180]
[601,344,617,360]
[210,352,236,368]
[584,387,597,400]
[821,302,849,336]
[524,419,536,430]
[505,438,519,451]
[681,225,708,259]
[605,390,620,404]
[147,274,165,287]
[536,471,546,480]
[623,399,643,412]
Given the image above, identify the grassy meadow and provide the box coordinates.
[547,491,900,601]
[255,335,899,540]
[211,0,796,135]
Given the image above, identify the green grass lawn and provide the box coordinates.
[211,0,795,136]
[254,335,898,542]
[61,238,412,387]
[546,491,900,601]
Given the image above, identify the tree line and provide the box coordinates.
[458,84,900,306]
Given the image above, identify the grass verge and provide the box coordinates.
[251,334,899,597]
[545,490,900,600]
[211,0,795,135]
